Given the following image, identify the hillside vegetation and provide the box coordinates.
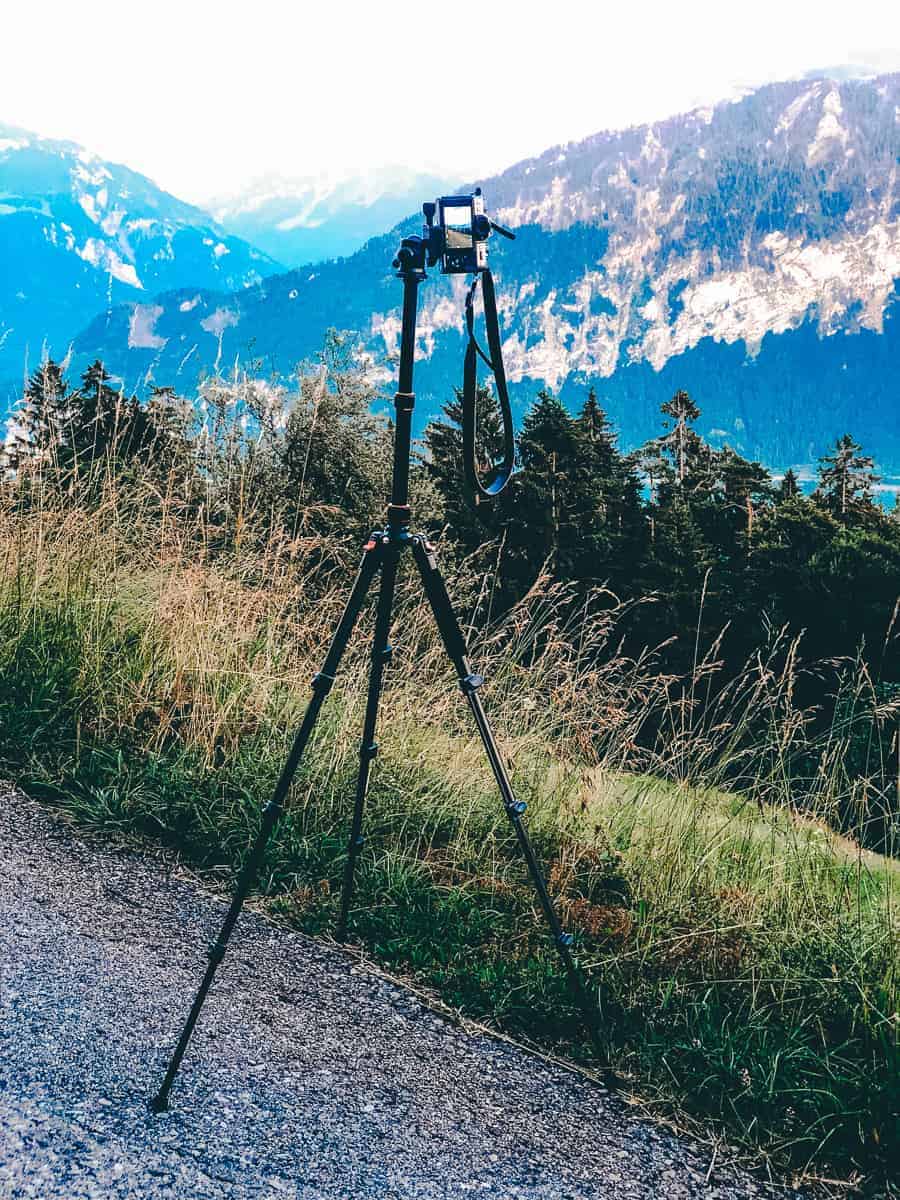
[0,347,898,1192]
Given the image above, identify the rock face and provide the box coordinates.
[0,124,281,394]
[66,73,900,467]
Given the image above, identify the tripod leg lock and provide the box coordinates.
[506,799,527,817]
[311,671,336,695]
[207,941,227,965]
[556,932,575,949]
[460,673,485,695]
[374,645,393,664]
[360,741,379,761]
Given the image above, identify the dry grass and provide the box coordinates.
[0,465,897,1191]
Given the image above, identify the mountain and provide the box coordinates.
[208,166,460,267]
[67,74,900,468]
[0,124,282,397]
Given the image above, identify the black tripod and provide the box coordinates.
[150,225,602,1115]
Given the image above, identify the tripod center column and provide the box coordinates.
[386,267,421,539]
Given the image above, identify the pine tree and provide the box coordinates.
[423,385,507,552]
[572,389,646,588]
[813,434,880,521]
[660,389,702,484]
[513,391,582,579]
[33,360,166,485]
[714,446,772,537]
[632,438,672,507]
[63,360,124,471]
[6,360,72,469]
[777,467,801,503]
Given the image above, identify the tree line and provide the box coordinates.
[426,385,900,680]
[6,353,898,674]
[4,349,899,847]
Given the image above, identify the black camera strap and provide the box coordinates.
[463,269,515,504]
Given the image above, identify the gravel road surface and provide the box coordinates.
[0,783,805,1199]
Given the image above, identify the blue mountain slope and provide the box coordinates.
[24,73,900,467]
[0,124,282,398]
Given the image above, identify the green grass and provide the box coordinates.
[0,503,897,1193]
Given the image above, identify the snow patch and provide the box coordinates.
[128,304,167,349]
[496,176,575,232]
[807,88,849,165]
[200,307,239,335]
[179,295,201,312]
[78,193,99,224]
[641,127,663,160]
[101,208,125,236]
[775,87,816,135]
[76,238,142,288]
[213,242,230,258]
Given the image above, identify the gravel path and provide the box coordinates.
[0,783,805,1199]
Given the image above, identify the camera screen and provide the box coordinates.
[443,202,473,250]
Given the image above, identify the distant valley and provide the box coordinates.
[208,165,459,267]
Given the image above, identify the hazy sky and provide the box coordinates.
[3,0,899,204]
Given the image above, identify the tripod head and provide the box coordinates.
[392,187,515,277]
[392,188,516,505]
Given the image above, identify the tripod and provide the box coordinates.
[150,233,602,1115]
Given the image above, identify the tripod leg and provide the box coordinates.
[150,538,383,1113]
[336,535,399,941]
[410,537,604,1060]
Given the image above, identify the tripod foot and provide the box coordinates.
[149,1093,169,1114]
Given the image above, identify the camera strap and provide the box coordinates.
[463,268,515,504]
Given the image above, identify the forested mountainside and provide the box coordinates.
[67,72,900,467]
[0,124,281,395]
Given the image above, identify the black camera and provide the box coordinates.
[395,187,513,278]
[436,190,489,275]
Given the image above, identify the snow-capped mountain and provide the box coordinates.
[208,165,460,266]
[0,124,281,393]
[65,73,900,467]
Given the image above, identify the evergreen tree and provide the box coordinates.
[712,446,773,538]
[7,360,71,468]
[632,437,672,507]
[636,491,717,669]
[423,385,507,552]
[64,360,124,471]
[572,389,646,589]
[813,434,880,521]
[512,391,583,581]
[777,467,801,503]
[54,361,165,480]
[659,389,702,485]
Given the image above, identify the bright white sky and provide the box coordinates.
[2,0,899,204]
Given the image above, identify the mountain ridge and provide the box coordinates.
[25,73,900,467]
[0,122,283,397]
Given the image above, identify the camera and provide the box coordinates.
[394,187,513,278]
[436,190,489,275]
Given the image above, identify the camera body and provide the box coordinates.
[395,187,512,278]
[436,190,489,275]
